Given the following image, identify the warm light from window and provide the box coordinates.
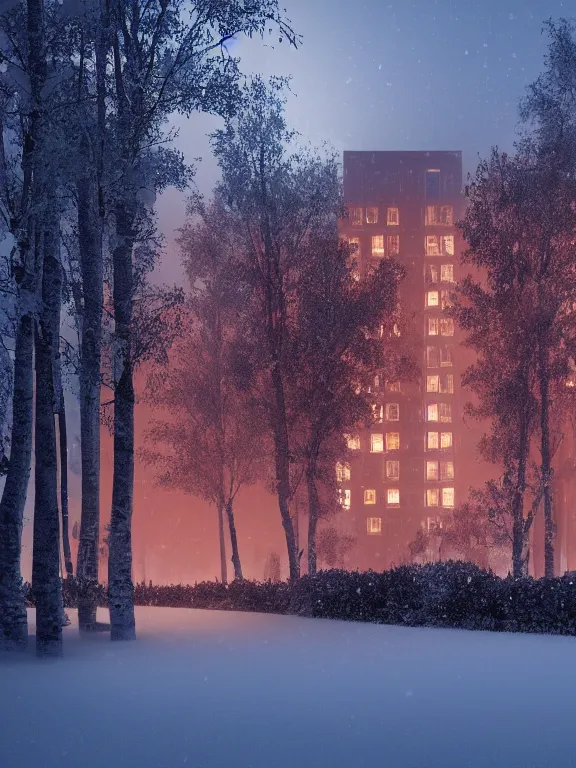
[366,207,378,224]
[367,517,382,535]
[441,264,454,283]
[388,235,400,255]
[340,489,351,509]
[372,235,385,257]
[387,488,400,506]
[439,403,452,423]
[336,462,351,482]
[426,461,439,481]
[443,235,455,255]
[386,432,400,451]
[426,489,439,507]
[427,432,439,450]
[387,380,401,392]
[427,290,439,307]
[440,345,453,367]
[351,207,363,226]
[440,432,452,449]
[428,317,439,335]
[346,434,361,451]
[427,403,439,422]
[442,487,455,508]
[387,207,399,225]
[372,404,384,423]
[427,265,439,283]
[426,205,454,226]
[364,489,376,505]
[371,433,384,453]
[427,375,439,393]
[347,237,360,255]
[440,461,454,481]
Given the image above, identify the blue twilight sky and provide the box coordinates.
[155,0,573,282]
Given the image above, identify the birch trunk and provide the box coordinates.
[225,500,242,581]
[58,393,73,578]
[0,313,33,649]
[539,337,555,577]
[306,462,320,576]
[76,176,103,630]
[32,225,63,657]
[108,202,136,641]
[216,502,227,584]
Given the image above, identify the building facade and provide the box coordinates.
[338,151,474,571]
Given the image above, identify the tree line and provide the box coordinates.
[413,20,576,580]
[0,0,305,656]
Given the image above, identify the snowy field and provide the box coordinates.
[1,608,576,768]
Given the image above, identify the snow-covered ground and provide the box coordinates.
[1,608,575,768]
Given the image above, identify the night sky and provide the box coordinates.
[155,0,573,283]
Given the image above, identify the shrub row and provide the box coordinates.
[28,561,576,635]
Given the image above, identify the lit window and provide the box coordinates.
[367,517,382,535]
[371,433,384,453]
[426,461,439,481]
[439,403,452,423]
[336,462,351,482]
[372,235,385,257]
[387,488,400,506]
[346,434,361,451]
[427,346,439,367]
[427,432,439,450]
[440,461,454,481]
[443,235,455,255]
[393,323,401,337]
[366,207,378,224]
[426,169,440,199]
[425,235,441,256]
[387,235,399,255]
[439,345,453,367]
[425,234,455,256]
[385,403,399,421]
[386,432,400,451]
[426,488,439,507]
[426,205,453,226]
[426,291,439,307]
[427,265,439,283]
[387,207,399,225]
[372,404,384,423]
[364,489,377,505]
[428,317,439,335]
[340,489,351,509]
[440,374,454,394]
[351,207,363,226]
[347,237,360,255]
[386,460,400,480]
[441,264,454,283]
[440,432,452,449]
[442,487,455,508]
[386,381,401,392]
[440,318,454,336]
[427,375,439,393]
[427,403,439,422]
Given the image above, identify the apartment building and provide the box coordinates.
[338,151,472,571]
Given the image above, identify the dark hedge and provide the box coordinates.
[27,561,576,635]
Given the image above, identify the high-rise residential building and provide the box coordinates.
[338,150,475,571]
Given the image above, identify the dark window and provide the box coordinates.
[426,170,441,200]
